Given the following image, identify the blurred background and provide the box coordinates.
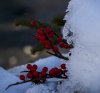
[0,0,70,69]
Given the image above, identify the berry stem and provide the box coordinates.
[6,80,31,90]
[20,71,29,73]
[46,51,69,61]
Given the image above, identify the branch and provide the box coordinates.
[47,51,69,61]
[20,71,29,73]
[6,80,31,90]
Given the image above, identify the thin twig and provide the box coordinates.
[47,51,69,61]
[20,71,29,73]
[6,80,31,90]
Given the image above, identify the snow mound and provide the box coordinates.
[0,67,30,93]
[8,56,64,76]
[0,56,65,93]
[62,0,100,92]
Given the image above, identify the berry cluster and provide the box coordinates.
[19,63,67,84]
[6,20,72,90]
[6,63,67,90]
[31,20,73,61]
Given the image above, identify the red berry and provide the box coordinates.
[57,37,63,43]
[53,67,59,73]
[57,69,62,75]
[61,64,66,69]
[49,68,58,77]
[20,75,25,80]
[37,28,44,35]
[43,40,51,45]
[45,27,52,33]
[59,43,71,49]
[30,67,36,72]
[27,72,33,79]
[36,35,45,41]
[64,44,72,49]
[41,71,46,78]
[48,32,54,38]
[31,21,37,27]
[35,35,40,40]
[42,67,48,72]
[33,64,38,70]
[40,36,46,41]
[33,71,39,78]
[52,46,59,53]
[27,64,32,70]
[59,43,65,48]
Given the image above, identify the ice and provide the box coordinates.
[61,0,100,92]
[0,67,31,93]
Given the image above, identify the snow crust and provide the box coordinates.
[62,0,100,92]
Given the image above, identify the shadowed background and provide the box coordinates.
[0,0,70,69]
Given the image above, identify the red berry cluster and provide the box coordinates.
[19,63,68,84]
[6,20,71,90]
[31,21,73,61]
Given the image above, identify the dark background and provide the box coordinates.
[0,0,70,69]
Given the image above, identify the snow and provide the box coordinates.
[8,56,64,76]
[0,67,30,93]
[62,0,100,92]
[0,56,63,93]
[26,83,58,93]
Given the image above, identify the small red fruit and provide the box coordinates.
[33,71,39,78]
[59,43,65,48]
[57,69,62,75]
[49,68,58,77]
[31,21,37,27]
[59,43,71,49]
[48,32,54,38]
[52,46,59,53]
[45,27,52,33]
[20,75,25,80]
[57,37,63,43]
[39,36,46,41]
[42,40,50,45]
[61,64,66,69]
[37,28,44,35]
[42,67,48,72]
[30,67,36,72]
[41,71,46,78]
[27,64,32,70]
[27,72,33,79]
[33,64,38,70]
[35,35,40,40]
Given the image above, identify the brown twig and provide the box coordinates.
[6,80,31,90]
[47,51,69,61]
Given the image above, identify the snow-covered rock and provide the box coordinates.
[62,0,100,92]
